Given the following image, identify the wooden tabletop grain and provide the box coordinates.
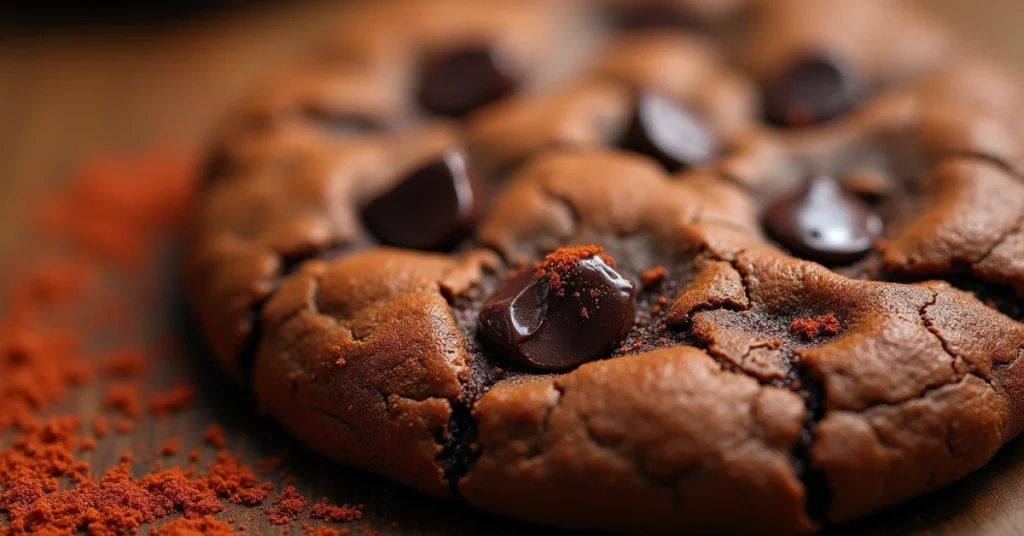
[2,1,1024,534]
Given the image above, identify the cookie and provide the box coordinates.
[186,0,1024,532]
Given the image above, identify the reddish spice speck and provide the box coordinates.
[104,383,143,417]
[93,416,110,438]
[189,450,202,462]
[791,313,841,339]
[114,418,136,434]
[534,245,614,292]
[641,266,667,288]
[267,486,308,525]
[580,307,590,319]
[203,425,228,449]
[257,456,283,475]
[148,384,197,416]
[98,348,147,377]
[310,497,364,522]
[159,439,180,457]
[79,436,98,451]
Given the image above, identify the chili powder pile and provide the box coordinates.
[0,148,365,535]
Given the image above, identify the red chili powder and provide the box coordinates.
[310,498,364,523]
[103,383,144,417]
[534,245,615,295]
[160,439,181,457]
[203,425,228,450]
[98,348,148,377]
[154,515,236,536]
[791,313,841,339]
[148,384,197,417]
[0,147,365,534]
[267,486,309,525]
[641,266,667,288]
[303,525,351,536]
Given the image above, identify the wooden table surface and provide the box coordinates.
[2,1,1024,534]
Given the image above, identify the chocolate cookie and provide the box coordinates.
[186,0,1024,532]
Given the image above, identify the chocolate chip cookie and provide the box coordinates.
[186,0,1024,532]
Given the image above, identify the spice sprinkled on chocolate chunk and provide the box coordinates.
[417,45,518,118]
[763,55,863,127]
[361,149,484,251]
[763,173,882,265]
[619,92,716,172]
[791,313,841,339]
[479,246,636,371]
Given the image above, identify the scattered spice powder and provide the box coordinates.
[267,486,309,525]
[0,147,367,535]
[791,313,841,339]
[311,498,364,522]
[535,245,614,296]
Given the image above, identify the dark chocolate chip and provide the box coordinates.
[362,149,484,251]
[417,45,518,118]
[619,92,716,172]
[763,55,862,127]
[479,248,636,371]
[763,174,883,265]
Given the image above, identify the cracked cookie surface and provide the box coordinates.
[187,0,1024,533]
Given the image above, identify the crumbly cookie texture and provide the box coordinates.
[187,0,1024,532]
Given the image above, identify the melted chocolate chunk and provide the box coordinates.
[417,45,518,118]
[763,55,862,127]
[763,174,883,265]
[619,92,716,172]
[362,149,484,250]
[479,247,637,371]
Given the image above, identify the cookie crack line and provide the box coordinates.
[316,407,370,444]
[919,289,970,385]
[792,364,831,527]
[435,399,479,497]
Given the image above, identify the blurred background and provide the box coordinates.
[0,0,1021,244]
